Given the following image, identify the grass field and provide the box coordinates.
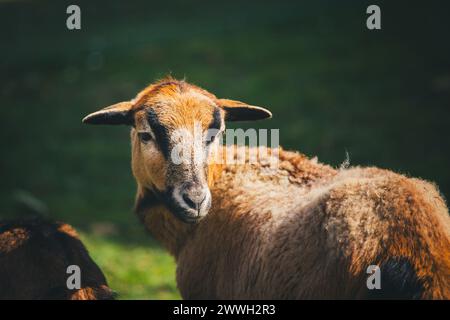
[1,1,449,299]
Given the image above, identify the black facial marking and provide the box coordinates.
[206,108,222,145]
[147,109,170,158]
[134,189,160,215]
[138,132,152,143]
[209,107,222,131]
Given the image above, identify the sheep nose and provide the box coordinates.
[181,183,207,212]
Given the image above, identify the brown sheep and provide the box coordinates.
[83,77,450,299]
[0,218,114,300]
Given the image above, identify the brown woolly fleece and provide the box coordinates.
[83,78,450,299]
[138,148,450,299]
[0,218,114,300]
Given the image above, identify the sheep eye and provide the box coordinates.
[138,132,152,143]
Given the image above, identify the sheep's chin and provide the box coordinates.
[171,209,206,224]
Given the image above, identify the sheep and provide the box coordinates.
[0,218,114,300]
[82,77,450,299]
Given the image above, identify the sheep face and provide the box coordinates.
[129,91,223,223]
[83,78,271,223]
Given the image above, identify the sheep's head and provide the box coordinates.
[82,78,271,223]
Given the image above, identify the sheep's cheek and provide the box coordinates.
[142,148,167,191]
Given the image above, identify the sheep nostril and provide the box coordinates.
[182,193,198,210]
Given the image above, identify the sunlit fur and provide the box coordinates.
[130,78,224,194]
[85,78,450,299]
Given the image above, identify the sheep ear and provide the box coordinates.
[217,99,272,122]
[82,101,134,125]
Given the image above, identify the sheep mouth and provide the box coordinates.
[171,199,212,224]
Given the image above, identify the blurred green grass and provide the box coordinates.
[0,0,449,299]
[80,233,179,299]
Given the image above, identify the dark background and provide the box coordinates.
[1,0,449,298]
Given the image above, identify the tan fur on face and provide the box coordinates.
[151,91,218,132]
[133,77,221,133]
[131,126,167,192]
[130,78,225,193]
